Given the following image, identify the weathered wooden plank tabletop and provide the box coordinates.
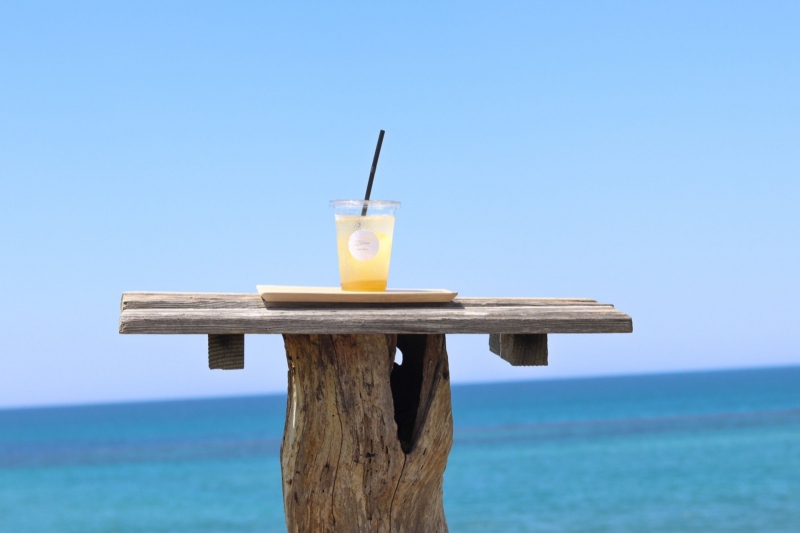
[119,292,633,335]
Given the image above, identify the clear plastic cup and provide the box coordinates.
[330,200,400,291]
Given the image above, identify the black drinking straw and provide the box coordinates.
[361,130,385,216]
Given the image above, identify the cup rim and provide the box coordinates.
[329,200,400,208]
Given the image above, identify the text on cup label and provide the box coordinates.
[348,229,379,261]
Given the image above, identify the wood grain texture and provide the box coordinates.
[208,334,244,370]
[489,333,548,366]
[121,292,607,310]
[389,334,452,532]
[119,293,633,335]
[281,334,451,533]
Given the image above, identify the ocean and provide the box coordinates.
[1,366,798,532]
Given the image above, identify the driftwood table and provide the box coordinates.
[119,293,632,532]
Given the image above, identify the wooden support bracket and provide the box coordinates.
[489,333,548,366]
[208,334,244,370]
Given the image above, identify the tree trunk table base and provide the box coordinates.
[281,333,453,533]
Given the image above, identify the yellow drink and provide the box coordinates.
[335,214,395,291]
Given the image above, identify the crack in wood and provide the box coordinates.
[388,451,408,533]
[328,335,346,531]
[391,335,427,453]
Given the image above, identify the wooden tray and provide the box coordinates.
[257,285,458,304]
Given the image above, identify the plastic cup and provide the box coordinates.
[330,200,400,291]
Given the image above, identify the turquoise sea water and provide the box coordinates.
[1,366,798,532]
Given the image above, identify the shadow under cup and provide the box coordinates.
[330,200,400,292]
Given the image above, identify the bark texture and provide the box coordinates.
[281,333,452,533]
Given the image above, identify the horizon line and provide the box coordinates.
[2,362,798,413]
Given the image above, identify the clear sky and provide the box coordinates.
[1,1,798,408]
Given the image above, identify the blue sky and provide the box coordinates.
[1,1,798,407]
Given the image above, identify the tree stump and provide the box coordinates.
[281,333,453,533]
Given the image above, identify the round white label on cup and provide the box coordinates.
[348,230,379,261]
